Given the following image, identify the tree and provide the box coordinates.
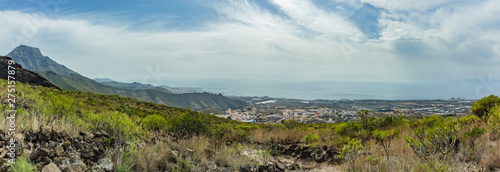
[338,138,363,172]
[372,129,399,161]
[358,109,371,130]
[406,122,458,170]
[470,95,500,119]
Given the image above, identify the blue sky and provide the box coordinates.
[0,0,499,99]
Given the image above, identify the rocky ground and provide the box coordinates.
[0,125,113,172]
[0,126,341,172]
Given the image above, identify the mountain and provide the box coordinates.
[7,45,77,75]
[0,56,58,88]
[6,45,246,111]
[96,80,173,94]
[94,78,116,82]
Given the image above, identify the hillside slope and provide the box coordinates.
[0,56,57,88]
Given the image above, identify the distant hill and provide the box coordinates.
[7,45,77,76]
[6,45,246,111]
[94,78,116,82]
[0,56,58,88]
[96,80,173,94]
[94,79,204,94]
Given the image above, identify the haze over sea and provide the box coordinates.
[164,79,500,100]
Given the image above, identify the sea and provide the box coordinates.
[162,79,500,100]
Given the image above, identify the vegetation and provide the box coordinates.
[1,80,499,171]
[470,94,500,118]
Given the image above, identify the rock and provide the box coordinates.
[286,163,300,170]
[267,161,276,172]
[42,162,61,172]
[30,149,39,160]
[23,149,32,157]
[258,164,267,172]
[38,148,50,157]
[54,145,64,156]
[39,125,52,142]
[276,162,286,170]
[299,148,313,159]
[96,158,113,172]
[0,149,7,158]
[239,165,252,172]
[314,152,327,163]
[79,131,94,139]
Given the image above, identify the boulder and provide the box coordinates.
[41,162,61,172]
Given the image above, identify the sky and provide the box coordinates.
[0,0,499,99]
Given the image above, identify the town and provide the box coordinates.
[216,97,474,123]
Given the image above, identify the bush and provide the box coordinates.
[283,120,303,129]
[471,95,500,119]
[142,115,167,131]
[332,121,361,136]
[487,105,500,133]
[337,138,363,172]
[406,122,458,170]
[303,133,320,145]
[86,111,144,141]
[458,115,481,126]
[168,112,209,136]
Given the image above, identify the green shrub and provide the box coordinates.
[86,111,144,141]
[332,121,361,136]
[458,115,481,126]
[337,138,363,172]
[471,95,500,119]
[303,133,320,145]
[142,115,167,131]
[487,105,500,133]
[283,120,304,129]
[168,111,209,136]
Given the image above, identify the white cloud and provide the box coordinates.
[0,0,499,87]
[363,0,455,11]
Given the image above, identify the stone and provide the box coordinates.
[55,145,64,156]
[299,148,313,159]
[30,150,39,160]
[239,165,252,172]
[96,158,113,172]
[41,162,61,172]
[79,131,94,139]
[0,149,7,158]
[38,148,50,156]
[258,165,267,172]
[276,162,286,170]
[23,149,32,157]
[314,152,327,163]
